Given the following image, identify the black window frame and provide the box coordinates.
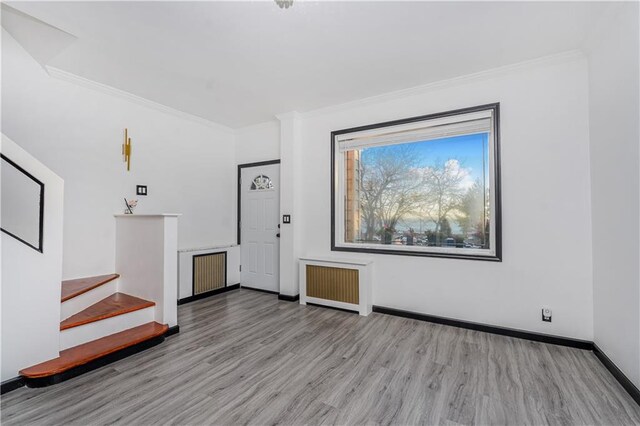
[330,103,502,262]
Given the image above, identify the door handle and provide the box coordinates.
[276,233,280,238]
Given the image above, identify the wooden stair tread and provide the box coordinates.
[20,322,168,378]
[60,293,155,330]
[61,274,120,302]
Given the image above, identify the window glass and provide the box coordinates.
[250,174,273,190]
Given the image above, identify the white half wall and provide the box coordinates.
[586,3,640,386]
[115,214,179,327]
[1,134,64,381]
[297,55,594,340]
[2,29,237,280]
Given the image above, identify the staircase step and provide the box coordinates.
[20,322,168,380]
[60,293,155,331]
[61,278,118,321]
[61,274,120,302]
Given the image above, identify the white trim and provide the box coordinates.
[46,51,584,133]
[178,244,238,253]
[299,255,372,266]
[113,213,182,217]
[335,110,492,143]
[337,116,492,152]
[45,66,235,135]
[302,50,585,120]
[334,241,495,258]
[304,296,362,313]
[336,145,346,243]
[488,114,497,254]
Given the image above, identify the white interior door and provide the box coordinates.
[240,163,280,292]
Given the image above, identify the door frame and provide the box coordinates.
[237,159,281,245]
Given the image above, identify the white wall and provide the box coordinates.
[586,3,640,386]
[297,55,594,340]
[235,120,280,165]
[114,215,178,327]
[278,113,303,297]
[1,134,64,381]
[2,29,237,280]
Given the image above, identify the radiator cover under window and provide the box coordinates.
[305,264,359,304]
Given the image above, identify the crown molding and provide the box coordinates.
[45,49,586,134]
[45,66,235,135]
[301,49,586,120]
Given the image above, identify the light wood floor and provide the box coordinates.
[2,289,640,425]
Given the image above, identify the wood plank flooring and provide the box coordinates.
[3,289,640,425]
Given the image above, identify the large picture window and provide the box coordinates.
[331,104,501,261]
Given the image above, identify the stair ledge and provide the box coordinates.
[61,274,120,302]
[20,322,168,379]
[60,293,155,331]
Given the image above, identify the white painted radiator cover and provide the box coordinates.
[299,256,373,316]
[178,245,240,299]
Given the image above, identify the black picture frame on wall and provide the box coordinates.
[0,154,45,253]
[330,103,502,261]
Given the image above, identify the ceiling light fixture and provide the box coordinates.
[275,0,293,9]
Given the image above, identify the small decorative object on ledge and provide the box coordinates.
[274,0,293,9]
[122,128,132,171]
[124,198,138,214]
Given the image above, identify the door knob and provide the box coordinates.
[276,233,280,238]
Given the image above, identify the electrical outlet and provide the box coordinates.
[542,307,552,322]
[136,185,148,196]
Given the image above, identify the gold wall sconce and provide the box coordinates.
[122,128,131,171]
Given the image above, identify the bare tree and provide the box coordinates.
[377,168,423,231]
[420,159,468,244]
[455,178,491,247]
[360,145,422,241]
[456,179,485,235]
[359,150,473,246]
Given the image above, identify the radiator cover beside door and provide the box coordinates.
[192,252,227,295]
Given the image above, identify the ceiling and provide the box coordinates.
[5,1,609,129]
